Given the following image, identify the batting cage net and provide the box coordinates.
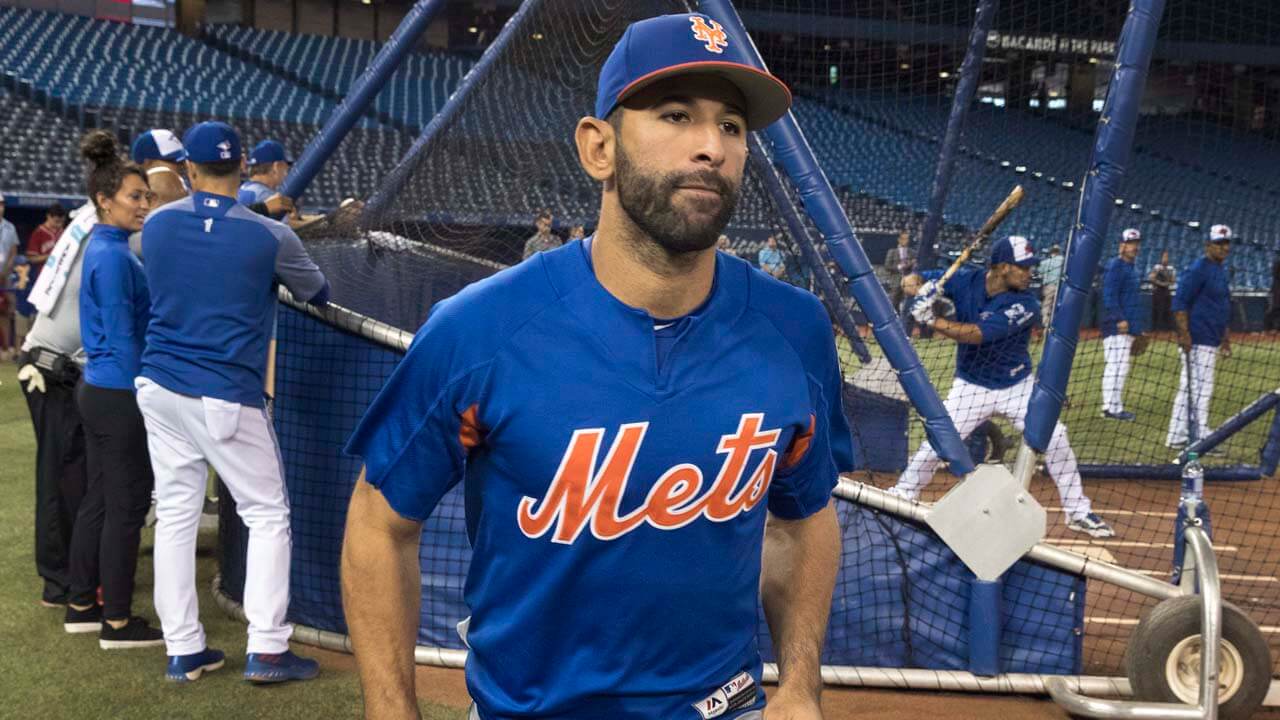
[216,0,1280,700]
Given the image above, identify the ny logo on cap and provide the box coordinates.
[690,16,728,54]
[216,140,232,160]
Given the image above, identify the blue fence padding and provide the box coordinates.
[1078,464,1262,482]
[1181,391,1280,463]
[845,385,908,472]
[918,0,998,269]
[1262,409,1280,477]
[701,0,973,477]
[1025,0,1167,451]
[282,0,447,200]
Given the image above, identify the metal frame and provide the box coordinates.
[1045,525,1222,719]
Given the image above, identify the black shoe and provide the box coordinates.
[65,604,103,634]
[99,616,165,649]
[1102,410,1136,421]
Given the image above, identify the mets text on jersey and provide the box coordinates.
[518,413,807,544]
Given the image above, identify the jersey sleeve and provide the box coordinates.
[273,228,329,305]
[767,311,850,519]
[978,296,1039,342]
[344,305,491,522]
[1172,264,1203,314]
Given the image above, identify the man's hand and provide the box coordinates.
[910,297,936,325]
[916,279,939,302]
[1177,331,1192,353]
[1117,320,1129,335]
[265,194,296,217]
[1222,337,1232,358]
[764,688,823,720]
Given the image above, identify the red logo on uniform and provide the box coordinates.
[690,16,729,54]
[517,414,779,544]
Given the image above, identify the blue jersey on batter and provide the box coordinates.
[1101,257,1143,337]
[1173,256,1230,347]
[942,266,1040,389]
[346,239,853,720]
[237,180,273,207]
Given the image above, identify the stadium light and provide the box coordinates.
[899,63,910,70]
[939,71,950,78]
[468,26,477,33]
[532,32,544,40]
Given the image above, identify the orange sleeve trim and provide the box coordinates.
[458,404,486,451]
[781,414,815,470]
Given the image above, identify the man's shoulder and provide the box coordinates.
[743,257,833,364]
[422,247,569,346]
[226,204,289,235]
[144,196,197,224]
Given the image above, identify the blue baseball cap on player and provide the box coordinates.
[989,235,1040,268]
[130,129,187,163]
[595,13,792,131]
[182,122,242,164]
[247,140,294,167]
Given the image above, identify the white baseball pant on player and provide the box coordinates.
[1100,334,1134,414]
[1166,345,1218,446]
[893,375,1092,519]
[135,377,292,656]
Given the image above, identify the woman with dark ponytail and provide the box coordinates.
[63,130,164,648]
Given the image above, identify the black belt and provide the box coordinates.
[19,346,81,386]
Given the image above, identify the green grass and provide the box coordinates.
[839,332,1280,468]
[0,367,464,720]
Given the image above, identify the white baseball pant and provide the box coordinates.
[1101,334,1134,414]
[893,375,1092,519]
[1166,345,1218,446]
[135,377,292,656]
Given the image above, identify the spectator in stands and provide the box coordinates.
[568,225,586,242]
[27,204,68,283]
[757,234,785,279]
[65,130,163,648]
[0,196,18,360]
[1266,255,1280,333]
[1100,228,1145,421]
[1166,224,1233,449]
[131,129,189,207]
[18,201,97,610]
[882,231,915,307]
[1149,250,1176,332]
[716,234,736,257]
[1040,245,1064,329]
[522,209,561,259]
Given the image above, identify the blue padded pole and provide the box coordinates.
[281,0,447,201]
[364,0,548,219]
[702,0,973,475]
[1260,406,1280,478]
[1023,0,1167,452]
[917,0,998,270]
[1079,464,1262,482]
[747,140,872,364]
[968,578,1002,676]
[1182,391,1280,462]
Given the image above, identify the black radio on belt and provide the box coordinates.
[22,346,82,386]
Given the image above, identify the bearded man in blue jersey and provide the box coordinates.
[340,13,851,720]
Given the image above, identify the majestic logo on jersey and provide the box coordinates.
[517,414,779,544]
[693,671,757,719]
[690,16,729,54]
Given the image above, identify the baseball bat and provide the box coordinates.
[937,184,1025,289]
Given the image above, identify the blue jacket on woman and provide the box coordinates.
[80,224,150,390]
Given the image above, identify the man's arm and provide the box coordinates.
[928,316,985,344]
[761,501,840,717]
[342,472,425,720]
[1174,310,1192,352]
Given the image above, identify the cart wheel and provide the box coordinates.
[1124,596,1270,720]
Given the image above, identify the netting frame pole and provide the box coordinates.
[1023,0,1168,459]
[280,0,448,201]
[363,0,549,220]
[699,0,974,476]
[917,0,999,270]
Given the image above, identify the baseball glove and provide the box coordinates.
[1130,334,1151,357]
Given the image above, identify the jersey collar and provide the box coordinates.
[192,191,237,218]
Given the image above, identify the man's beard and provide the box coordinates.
[614,140,740,255]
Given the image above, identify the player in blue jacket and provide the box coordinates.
[135,122,330,683]
[1099,228,1146,421]
[65,130,165,648]
[341,13,849,720]
[1166,224,1233,447]
[893,236,1113,538]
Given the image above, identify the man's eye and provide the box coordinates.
[721,121,743,135]
[664,111,690,123]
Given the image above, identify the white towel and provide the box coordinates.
[29,203,95,315]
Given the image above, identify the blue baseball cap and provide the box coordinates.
[183,122,242,164]
[247,140,293,166]
[130,129,187,163]
[989,235,1040,268]
[595,13,791,131]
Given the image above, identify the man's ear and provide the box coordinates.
[575,116,615,184]
[184,161,198,183]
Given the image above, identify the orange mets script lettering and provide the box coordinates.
[517,414,780,544]
[690,16,728,54]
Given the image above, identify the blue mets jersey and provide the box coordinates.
[140,192,328,407]
[346,239,853,720]
[944,266,1039,389]
[1173,256,1230,347]
[1101,257,1144,337]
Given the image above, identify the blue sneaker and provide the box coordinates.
[244,650,319,684]
[167,648,226,682]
